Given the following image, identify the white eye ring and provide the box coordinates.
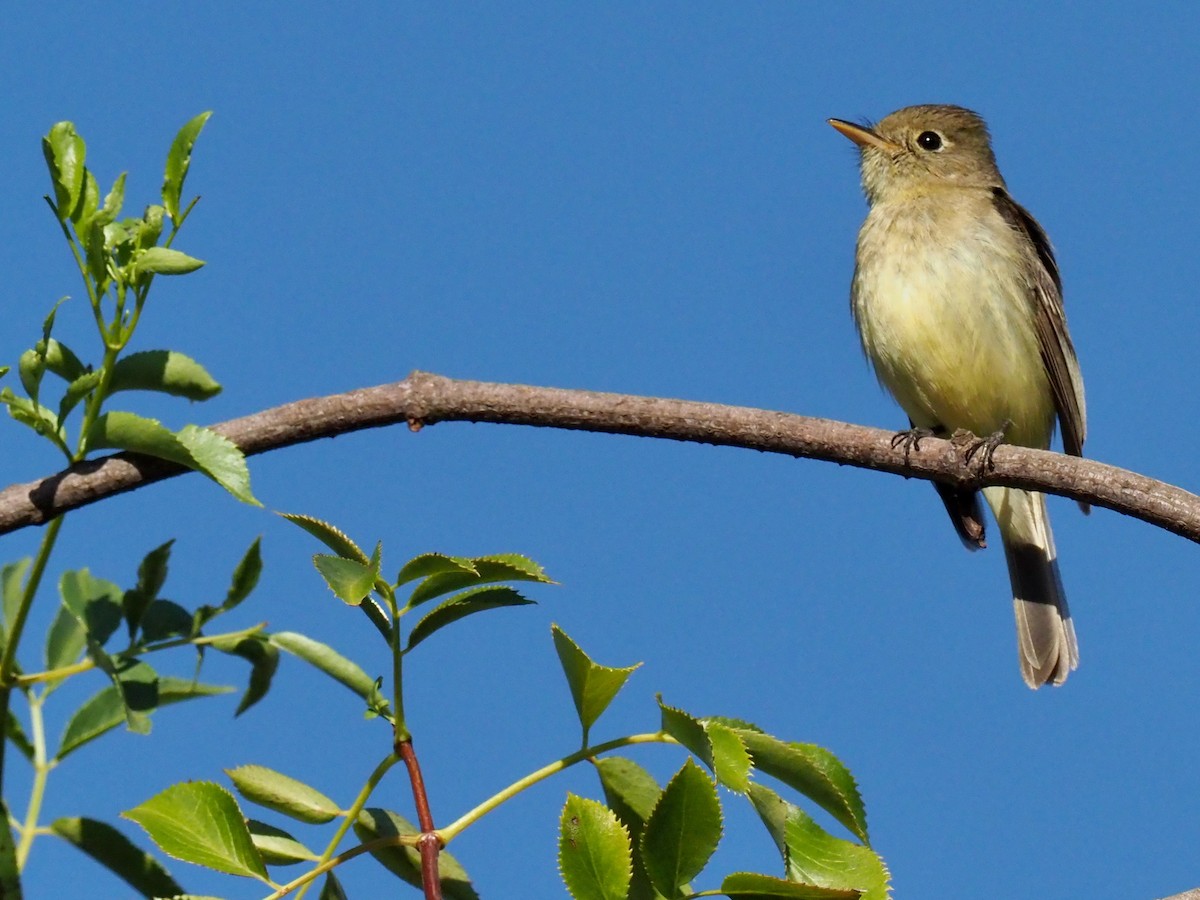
[916,131,944,151]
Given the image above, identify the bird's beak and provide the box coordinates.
[828,118,899,152]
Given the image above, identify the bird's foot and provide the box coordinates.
[960,419,1014,472]
[890,426,936,465]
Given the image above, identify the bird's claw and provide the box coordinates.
[962,420,1013,471]
[890,426,935,465]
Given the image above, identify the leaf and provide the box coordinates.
[123,540,174,638]
[313,550,380,606]
[163,111,212,221]
[124,781,268,880]
[280,513,369,563]
[195,537,264,630]
[1,558,31,645]
[6,712,34,762]
[109,350,221,401]
[353,808,479,900]
[60,568,123,646]
[721,872,861,899]
[44,602,87,680]
[706,722,752,794]
[246,819,319,865]
[139,600,193,642]
[559,793,632,900]
[406,585,534,650]
[270,631,390,718]
[1,389,64,444]
[58,676,232,760]
[226,765,340,824]
[320,871,348,900]
[641,759,722,897]
[42,121,86,219]
[734,730,868,844]
[101,172,126,223]
[394,553,477,587]
[657,698,712,769]
[211,634,278,716]
[783,808,888,900]
[553,625,640,742]
[50,816,184,897]
[59,370,102,421]
[134,246,205,275]
[31,338,87,383]
[594,757,664,900]
[175,424,257,505]
[405,553,553,608]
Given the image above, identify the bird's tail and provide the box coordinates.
[982,486,1079,688]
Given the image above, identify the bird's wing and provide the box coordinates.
[991,188,1087,457]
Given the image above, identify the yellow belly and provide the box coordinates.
[851,201,1055,450]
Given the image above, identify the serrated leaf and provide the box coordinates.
[175,424,257,504]
[74,169,100,226]
[109,350,221,401]
[784,808,888,900]
[280,513,369,563]
[247,819,319,865]
[405,553,553,609]
[223,537,263,609]
[406,585,534,650]
[734,730,868,844]
[559,793,632,900]
[124,781,268,880]
[270,632,390,718]
[394,553,477,587]
[227,765,340,825]
[721,872,861,899]
[50,816,184,897]
[58,676,232,760]
[211,634,278,716]
[657,698,712,769]
[123,540,173,638]
[102,172,126,223]
[43,121,86,219]
[354,808,479,900]
[313,552,379,606]
[60,568,123,646]
[641,759,722,897]
[59,370,102,421]
[134,246,204,275]
[553,625,640,743]
[140,600,193,642]
[1,389,63,443]
[44,602,87,680]
[595,757,664,900]
[163,111,212,221]
[706,722,752,793]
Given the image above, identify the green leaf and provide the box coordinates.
[31,338,87,383]
[226,765,340,825]
[50,816,184,898]
[559,793,632,900]
[313,548,380,605]
[59,370,103,421]
[706,722,752,794]
[320,871,348,900]
[74,169,100,226]
[109,350,222,401]
[124,781,268,880]
[195,537,264,630]
[406,585,534,650]
[406,553,553,609]
[123,540,173,638]
[6,711,34,762]
[553,625,640,742]
[783,808,888,900]
[657,698,713,769]
[721,872,861,899]
[1,389,64,444]
[43,121,86,219]
[101,172,127,223]
[280,513,369,563]
[60,568,123,646]
[247,819,319,865]
[163,111,212,221]
[734,730,868,844]
[58,676,232,760]
[134,246,205,275]
[211,634,278,716]
[353,808,479,900]
[595,757,665,900]
[270,631,390,718]
[394,552,477,587]
[139,600,193,642]
[85,412,258,505]
[44,601,87,681]
[1,558,31,645]
[641,759,722,897]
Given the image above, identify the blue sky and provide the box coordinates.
[0,4,1198,898]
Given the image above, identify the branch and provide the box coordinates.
[0,370,1195,542]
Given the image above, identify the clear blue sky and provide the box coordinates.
[0,5,1197,898]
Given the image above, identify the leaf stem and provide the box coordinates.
[439,732,675,842]
[14,695,51,868]
[262,834,418,899]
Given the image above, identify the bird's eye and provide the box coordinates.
[916,131,943,151]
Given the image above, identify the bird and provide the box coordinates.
[828,104,1087,688]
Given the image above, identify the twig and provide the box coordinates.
[397,739,440,900]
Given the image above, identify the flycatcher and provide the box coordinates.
[829,105,1087,688]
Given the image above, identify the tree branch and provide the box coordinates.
[0,370,1194,542]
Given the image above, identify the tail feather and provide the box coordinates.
[982,486,1078,688]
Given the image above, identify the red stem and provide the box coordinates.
[398,738,442,900]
